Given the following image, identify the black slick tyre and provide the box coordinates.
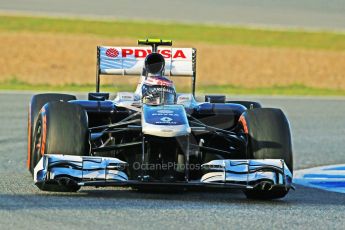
[239,108,293,199]
[31,102,89,192]
[28,93,76,174]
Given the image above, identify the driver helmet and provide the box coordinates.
[142,76,176,105]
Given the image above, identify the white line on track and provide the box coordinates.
[294,164,345,194]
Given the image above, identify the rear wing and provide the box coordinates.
[96,46,197,95]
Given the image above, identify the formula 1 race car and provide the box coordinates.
[27,39,293,199]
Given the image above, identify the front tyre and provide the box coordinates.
[28,93,76,174]
[31,102,89,192]
[239,108,293,199]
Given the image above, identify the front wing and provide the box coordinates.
[34,155,293,192]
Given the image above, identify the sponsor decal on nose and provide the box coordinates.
[157,110,174,114]
[160,117,173,122]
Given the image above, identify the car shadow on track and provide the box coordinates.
[77,185,345,205]
[2,184,345,211]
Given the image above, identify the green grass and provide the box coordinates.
[0,15,345,50]
[2,79,345,96]
[1,15,344,96]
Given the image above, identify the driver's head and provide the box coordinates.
[142,76,176,105]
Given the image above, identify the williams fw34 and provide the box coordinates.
[27,39,293,199]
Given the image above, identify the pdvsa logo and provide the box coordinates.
[121,49,186,59]
[105,48,119,58]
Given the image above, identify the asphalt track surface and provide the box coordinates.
[1,0,345,30]
[1,92,345,229]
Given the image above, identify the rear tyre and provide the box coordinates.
[28,94,76,174]
[240,108,293,199]
[31,102,89,192]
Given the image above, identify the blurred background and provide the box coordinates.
[0,0,344,95]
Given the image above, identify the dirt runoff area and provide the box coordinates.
[1,31,345,89]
